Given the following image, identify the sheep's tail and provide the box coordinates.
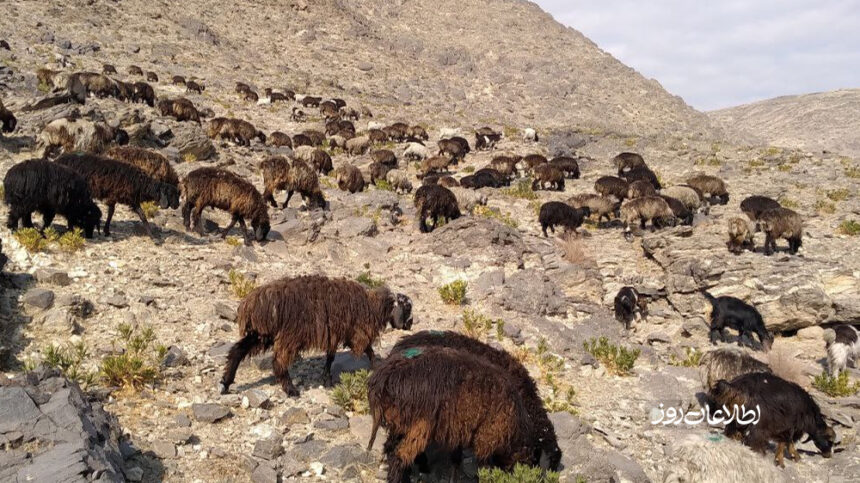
[700,288,716,306]
[367,405,382,451]
[823,328,836,346]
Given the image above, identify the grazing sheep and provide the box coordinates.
[726,216,755,254]
[385,169,413,194]
[740,195,780,221]
[549,156,580,179]
[621,166,661,190]
[70,72,117,99]
[663,434,788,483]
[105,146,179,186]
[702,290,773,351]
[268,131,293,148]
[171,75,186,86]
[628,179,657,199]
[56,153,179,237]
[567,194,618,225]
[384,122,409,142]
[613,152,646,174]
[370,162,392,185]
[128,65,144,76]
[186,80,205,94]
[102,64,117,75]
[661,185,705,213]
[335,164,366,193]
[38,117,128,158]
[207,118,266,146]
[404,142,429,161]
[0,99,16,134]
[242,90,259,103]
[474,127,502,151]
[368,128,388,144]
[522,154,547,173]
[614,286,648,330]
[522,128,538,143]
[260,157,325,210]
[438,137,470,161]
[326,119,355,137]
[341,106,360,121]
[475,168,508,187]
[290,107,306,122]
[235,82,251,94]
[367,346,542,482]
[490,155,521,179]
[390,331,562,472]
[302,129,326,146]
[301,96,322,108]
[319,100,339,119]
[4,159,102,238]
[620,196,676,237]
[180,167,270,243]
[538,202,589,237]
[661,195,693,225]
[371,149,397,167]
[36,68,61,88]
[264,88,289,103]
[308,149,333,175]
[595,176,629,202]
[158,97,200,123]
[419,156,453,179]
[129,82,155,107]
[346,135,371,155]
[711,373,836,467]
[146,71,159,82]
[438,175,459,188]
[698,347,771,391]
[220,275,413,396]
[823,324,860,376]
[531,164,565,191]
[687,174,729,205]
[758,207,802,255]
[448,186,487,212]
[460,171,502,189]
[292,133,312,148]
[407,125,429,141]
[414,185,461,233]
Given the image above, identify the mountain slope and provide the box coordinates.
[710,88,860,157]
[0,0,715,137]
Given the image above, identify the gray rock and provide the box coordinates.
[357,62,373,72]
[104,295,129,308]
[169,122,216,161]
[349,415,385,452]
[424,217,526,268]
[208,342,233,365]
[289,439,328,462]
[33,269,71,287]
[647,331,672,344]
[126,466,144,481]
[331,352,371,382]
[496,269,567,316]
[23,288,54,310]
[319,444,373,469]
[152,440,177,458]
[214,302,237,321]
[174,414,192,427]
[281,407,310,426]
[314,417,349,431]
[167,428,193,445]
[33,307,77,334]
[243,389,270,409]
[323,216,377,238]
[549,412,590,443]
[252,435,284,460]
[163,346,188,367]
[250,463,279,483]
[471,270,505,301]
[191,403,231,423]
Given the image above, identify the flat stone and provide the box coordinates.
[191,403,230,423]
[174,414,192,427]
[214,302,237,321]
[126,466,144,481]
[549,412,590,443]
[319,444,373,469]
[243,389,270,409]
[289,439,328,462]
[314,417,349,431]
[357,62,373,72]
[252,434,284,460]
[647,331,672,344]
[163,346,188,367]
[250,463,279,483]
[23,288,54,310]
[167,428,192,445]
[33,269,71,286]
[349,415,385,452]
[152,440,177,459]
[281,407,310,426]
[208,342,233,365]
[104,295,129,308]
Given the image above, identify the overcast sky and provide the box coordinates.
[536,1,860,111]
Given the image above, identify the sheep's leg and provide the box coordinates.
[365,346,376,368]
[192,205,206,235]
[5,210,20,231]
[709,327,723,345]
[104,204,116,236]
[774,442,786,468]
[237,217,251,245]
[219,332,261,394]
[389,421,430,483]
[181,202,192,230]
[133,205,154,238]
[323,351,336,387]
[264,190,277,208]
[40,209,55,231]
[284,190,294,208]
[21,212,34,229]
[541,223,548,237]
[788,442,801,461]
[221,215,239,238]
[764,233,774,256]
[272,345,299,397]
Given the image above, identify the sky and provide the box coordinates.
[536,1,860,111]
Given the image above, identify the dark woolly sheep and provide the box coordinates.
[384,122,409,142]
[235,82,251,94]
[621,166,661,190]
[726,216,755,254]
[308,149,333,175]
[56,153,179,237]
[346,135,371,155]
[711,373,836,467]
[419,156,453,179]
[242,90,259,103]
[490,155,521,179]
[129,82,155,107]
[302,129,326,146]
[368,129,388,144]
[370,162,392,185]
[180,167,270,243]
[158,97,200,123]
[460,171,502,189]
[567,194,618,225]
[391,331,562,472]
[740,195,780,221]
[106,146,179,186]
[702,290,773,351]
[620,196,675,237]
[687,174,729,205]
[0,40,8,50]
[385,169,413,194]
[146,71,159,82]
[301,96,322,108]
[292,133,313,148]
[475,168,509,187]
[341,106,361,121]
[613,152,646,174]
[38,118,128,158]
[102,64,117,75]
[368,346,540,482]
[371,149,397,167]
[614,286,648,330]
[260,157,325,210]
[326,119,354,136]
[549,156,580,179]
[268,132,293,148]
[207,118,266,146]
[264,88,290,103]
[531,164,565,191]
[336,164,366,193]
[220,275,413,396]
[522,154,547,173]
[171,75,186,86]
[186,80,205,94]
[319,100,339,119]
[414,184,461,233]
[115,80,134,102]
[628,179,657,199]
[438,137,470,161]
[407,125,429,141]
[72,72,118,99]
[538,201,589,237]
[0,99,16,134]
[661,195,693,225]
[698,347,771,391]
[661,185,705,213]
[331,98,347,109]
[758,207,802,255]
[475,127,502,151]
[4,159,102,238]
[823,324,860,376]
[128,65,144,76]
[595,176,629,201]
[438,175,459,188]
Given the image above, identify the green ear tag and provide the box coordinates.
[429,330,443,336]
[402,348,422,359]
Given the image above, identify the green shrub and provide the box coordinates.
[182,152,198,163]
[462,166,475,173]
[473,205,518,228]
[583,337,640,376]
[42,342,96,388]
[669,347,703,367]
[461,309,501,340]
[532,338,578,415]
[778,197,799,209]
[845,165,860,178]
[14,228,49,253]
[812,371,860,397]
[826,189,850,202]
[815,199,836,214]
[141,201,160,218]
[478,464,560,482]
[439,280,468,305]
[375,179,394,191]
[228,270,257,298]
[57,228,86,253]
[502,179,538,200]
[838,220,860,236]
[356,271,385,289]
[331,369,371,414]
[100,324,167,390]
[225,236,242,247]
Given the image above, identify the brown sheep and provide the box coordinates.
[146,71,159,82]
[219,275,413,396]
[157,97,200,123]
[419,156,453,179]
[414,184,461,233]
[407,125,429,141]
[235,82,252,94]
[385,169,413,194]
[0,98,16,134]
[260,157,325,210]
[242,90,259,103]
[620,196,676,237]
[38,118,128,158]
[661,185,705,213]
[186,80,205,94]
[567,193,618,225]
[740,195,780,221]
[102,64,117,75]
[301,129,326,146]
[207,118,266,146]
[699,347,771,391]
[687,174,729,205]
[307,149,333,175]
[369,162,392,185]
[36,68,61,88]
[264,88,290,103]
[172,75,186,86]
[531,164,564,191]
[522,154,547,173]
[549,156,580,179]
[437,137,469,161]
[106,146,179,186]
[438,175,459,188]
[595,175,629,201]
[301,96,322,108]
[320,100,339,119]
[292,133,313,148]
[384,122,409,142]
[758,207,802,255]
[268,132,293,148]
[181,167,270,244]
[727,216,755,254]
[368,129,388,144]
[128,65,144,76]
[371,149,397,167]
[491,155,522,179]
[346,135,371,155]
[628,179,657,199]
[367,346,539,482]
[290,107,307,122]
[336,163,366,193]
[661,195,693,225]
[613,152,646,174]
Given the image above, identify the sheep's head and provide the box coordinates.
[80,203,102,238]
[159,184,181,210]
[253,220,270,242]
[761,331,774,352]
[807,425,836,458]
[389,293,413,330]
[114,129,129,146]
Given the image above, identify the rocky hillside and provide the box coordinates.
[710,89,860,158]
[0,0,715,137]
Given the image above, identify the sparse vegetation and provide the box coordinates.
[583,337,640,376]
[503,125,519,139]
[228,269,257,298]
[13,227,87,254]
[778,196,799,209]
[532,339,578,415]
[14,228,50,252]
[356,271,385,289]
[100,324,167,390]
[826,188,850,202]
[460,309,503,340]
[41,342,96,388]
[462,166,475,173]
[225,236,242,247]
[844,165,860,178]
[331,369,371,414]
[56,228,86,253]
[747,158,766,168]
[814,199,836,214]
[558,233,592,265]
[812,371,860,397]
[669,347,703,367]
[182,152,198,163]
[837,220,860,236]
[502,179,538,200]
[439,280,468,305]
[478,464,560,483]
[141,201,160,218]
[374,179,393,191]
[764,146,782,156]
[473,205,518,228]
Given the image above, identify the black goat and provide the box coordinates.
[703,290,773,351]
[614,287,648,330]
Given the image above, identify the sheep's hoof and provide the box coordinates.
[218,383,229,395]
[285,387,300,398]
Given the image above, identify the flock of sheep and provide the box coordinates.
[1,54,858,482]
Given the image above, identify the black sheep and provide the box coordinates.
[621,166,661,190]
[460,170,503,189]
[0,100,16,134]
[702,290,773,351]
[614,287,648,330]
[414,184,461,233]
[538,202,590,237]
[4,159,102,238]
